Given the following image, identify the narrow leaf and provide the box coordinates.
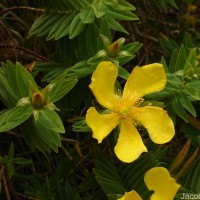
[55,13,77,40]
[107,7,138,20]
[35,109,65,133]
[169,139,191,173]
[69,13,86,39]
[172,96,188,122]
[0,106,33,132]
[46,14,67,40]
[48,77,78,103]
[177,92,196,117]
[174,45,187,72]
[80,6,95,24]
[106,16,129,34]
[175,148,199,180]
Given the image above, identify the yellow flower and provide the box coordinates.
[118,167,181,200]
[118,190,142,200]
[86,61,175,163]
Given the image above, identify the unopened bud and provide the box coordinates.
[31,92,45,107]
[107,42,119,57]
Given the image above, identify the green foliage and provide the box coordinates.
[1,0,200,199]
[0,143,32,178]
[147,45,200,122]
[0,106,33,132]
[183,154,200,192]
[28,0,138,40]
[0,61,77,152]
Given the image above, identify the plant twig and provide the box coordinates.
[0,6,45,16]
[0,20,18,61]
[0,44,49,61]
[0,165,11,200]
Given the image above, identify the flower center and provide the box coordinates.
[119,107,130,117]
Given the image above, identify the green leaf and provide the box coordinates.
[19,117,54,151]
[121,42,142,55]
[35,109,65,133]
[48,76,78,103]
[8,143,14,158]
[98,18,112,47]
[93,2,108,18]
[111,0,136,11]
[0,106,33,132]
[72,118,91,132]
[106,16,129,34]
[7,163,14,178]
[80,6,95,24]
[62,182,82,200]
[107,7,138,20]
[174,45,187,72]
[38,14,64,37]
[69,13,86,39]
[16,62,38,97]
[85,23,100,56]
[55,13,77,40]
[159,37,179,56]
[104,0,118,6]
[161,56,169,73]
[183,32,194,48]
[1,61,21,101]
[0,71,15,106]
[177,91,196,117]
[66,60,96,78]
[28,13,52,36]
[11,158,32,165]
[35,122,61,151]
[118,67,130,79]
[168,0,179,9]
[184,48,196,73]
[93,147,126,199]
[166,73,183,89]
[169,49,178,73]
[31,14,63,37]
[184,155,200,192]
[185,80,200,100]
[46,14,68,40]
[172,95,188,122]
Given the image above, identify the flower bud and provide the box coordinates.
[31,92,46,107]
[107,41,119,57]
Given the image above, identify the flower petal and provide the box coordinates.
[114,119,147,163]
[89,61,119,109]
[144,167,180,200]
[131,106,175,144]
[118,190,142,200]
[86,107,120,143]
[122,63,166,102]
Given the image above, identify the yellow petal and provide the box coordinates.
[118,190,142,200]
[122,63,166,102]
[114,119,147,163]
[131,106,175,144]
[86,107,120,143]
[89,61,119,110]
[144,167,180,200]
